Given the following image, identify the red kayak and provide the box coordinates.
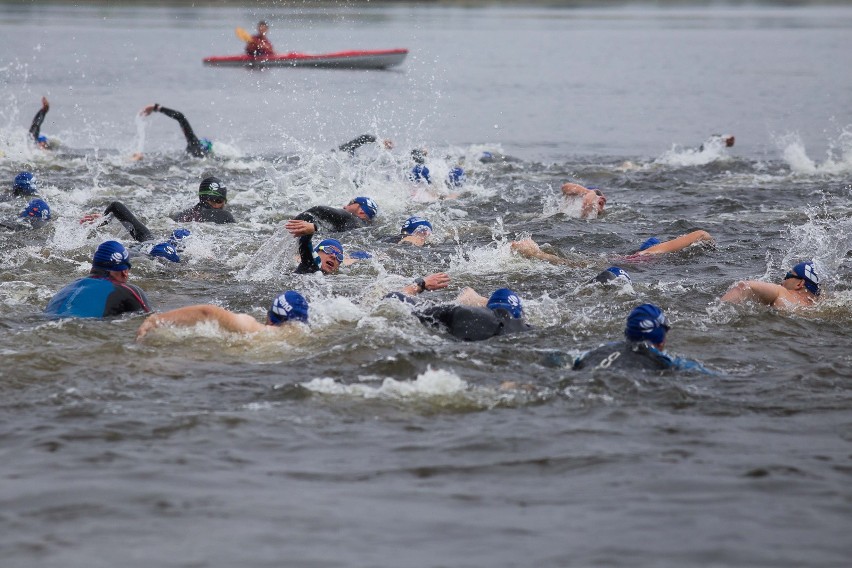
[203,49,408,70]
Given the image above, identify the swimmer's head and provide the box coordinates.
[590,266,631,285]
[92,240,132,272]
[348,196,378,221]
[268,290,309,325]
[36,135,50,149]
[447,167,465,187]
[487,288,524,319]
[199,138,213,154]
[149,242,181,263]
[411,148,427,164]
[198,176,227,204]
[19,198,51,222]
[785,260,820,296]
[169,228,192,246]
[638,237,661,252]
[314,238,344,274]
[625,303,670,346]
[400,216,432,236]
[14,171,37,196]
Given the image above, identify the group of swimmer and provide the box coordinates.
[5,89,822,375]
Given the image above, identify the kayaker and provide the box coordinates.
[140,103,213,158]
[137,290,308,340]
[246,21,275,58]
[171,176,236,224]
[44,240,153,318]
[29,97,52,149]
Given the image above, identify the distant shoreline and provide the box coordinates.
[3,0,849,7]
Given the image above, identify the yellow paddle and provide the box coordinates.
[235,27,252,42]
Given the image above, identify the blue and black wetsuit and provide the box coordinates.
[170,202,235,224]
[293,206,365,233]
[572,340,711,373]
[154,105,209,158]
[44,270,152,318]
[294,234,321,274]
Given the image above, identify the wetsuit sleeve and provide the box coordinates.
[294,235,319,274]
[104,202,153,242]
[337,134,377,155]
[157,106,206,157]
[104,282,152,317]
[415,305,457,330]
[29,105,48,141]
[294,206,362,232]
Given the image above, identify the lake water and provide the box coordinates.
[1,3,851,567]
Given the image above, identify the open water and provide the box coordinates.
[1,3,851,567]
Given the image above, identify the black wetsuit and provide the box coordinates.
[171,202,235,224]
[104,202,154,242]
[293,206,366,233]
[572,340,710,373]
[155,106,209,158]
[337,134,377,156]
[0,217,49,231]
[415,305,532,341]
[294,234,320,274]
[29,105,48,142]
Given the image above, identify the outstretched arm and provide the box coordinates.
[142,104,202,150]
[639,230,714,255]
[720,280,782,306]
[137,305,265,339]
[29,96,50,141]
[400,272,450,297]
[510,238,585,267]
[455,287,488,307]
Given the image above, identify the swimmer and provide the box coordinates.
[3,172,40,202]
[245,20,275,58]
[560,183,607,219]
[572,303,710,373]
[383,216,432,247]
[336,134,394,156]
[390,282,532,341]
[44,240,152,318]
[295,236,344,275]
[698,134,735,152]
[408,148,465,194]
[286,196,378,236]
[136,290,308,340]
[171,176,235,224]
[140,103,213,158]
[29,97,52,149]
[1,198,52,231]
[510,238,588,268]
[720,260,820,310]
[627,230,715,258]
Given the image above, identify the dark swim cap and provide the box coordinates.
[487,288,524,319]
[92,240,132,272]
[14,171,37,195]
[268,291,309,325]
[198,176,227,200]
[625,304,670,345]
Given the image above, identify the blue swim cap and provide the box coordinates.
[409,164,431,183]
[169,228,192,244]
[200,138,213,153]
[639,237,661,251]
[315,238,344,262]
[268,290,309,325]
[351,196,378,220]
[625,304,670,345]
[14,171,37,195]
[92,240,132,272]
[37,135,48,145]
[486,288,524,319]
[789,260,820,296]
[348,250,373,259]
[149,242,181,263]
[591,266,631,284]
[19,198,51,221]
[400,216,433,235]
[447,167,465,187]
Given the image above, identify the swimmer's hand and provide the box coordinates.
[422,272,450,291]
[79,213,102,225]
[130,152,144,161]
[140,104,157,117]
[41,96,49,111]
[510,238,542,257]
[136,315,159,340]
[285,219,316,237]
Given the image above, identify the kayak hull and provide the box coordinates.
[203,49,408,70]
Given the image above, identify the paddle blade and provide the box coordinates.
[235,27,252,42]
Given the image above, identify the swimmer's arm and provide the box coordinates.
[510,238,584,267]
[639,230,714,255]
[455,287,488,307]
[285,219,316,236]
[136,305,265,339]
[400,272,450,296]
[720,280,781,305]
[560,183,590,198]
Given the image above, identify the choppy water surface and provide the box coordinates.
[1,3,851,567]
